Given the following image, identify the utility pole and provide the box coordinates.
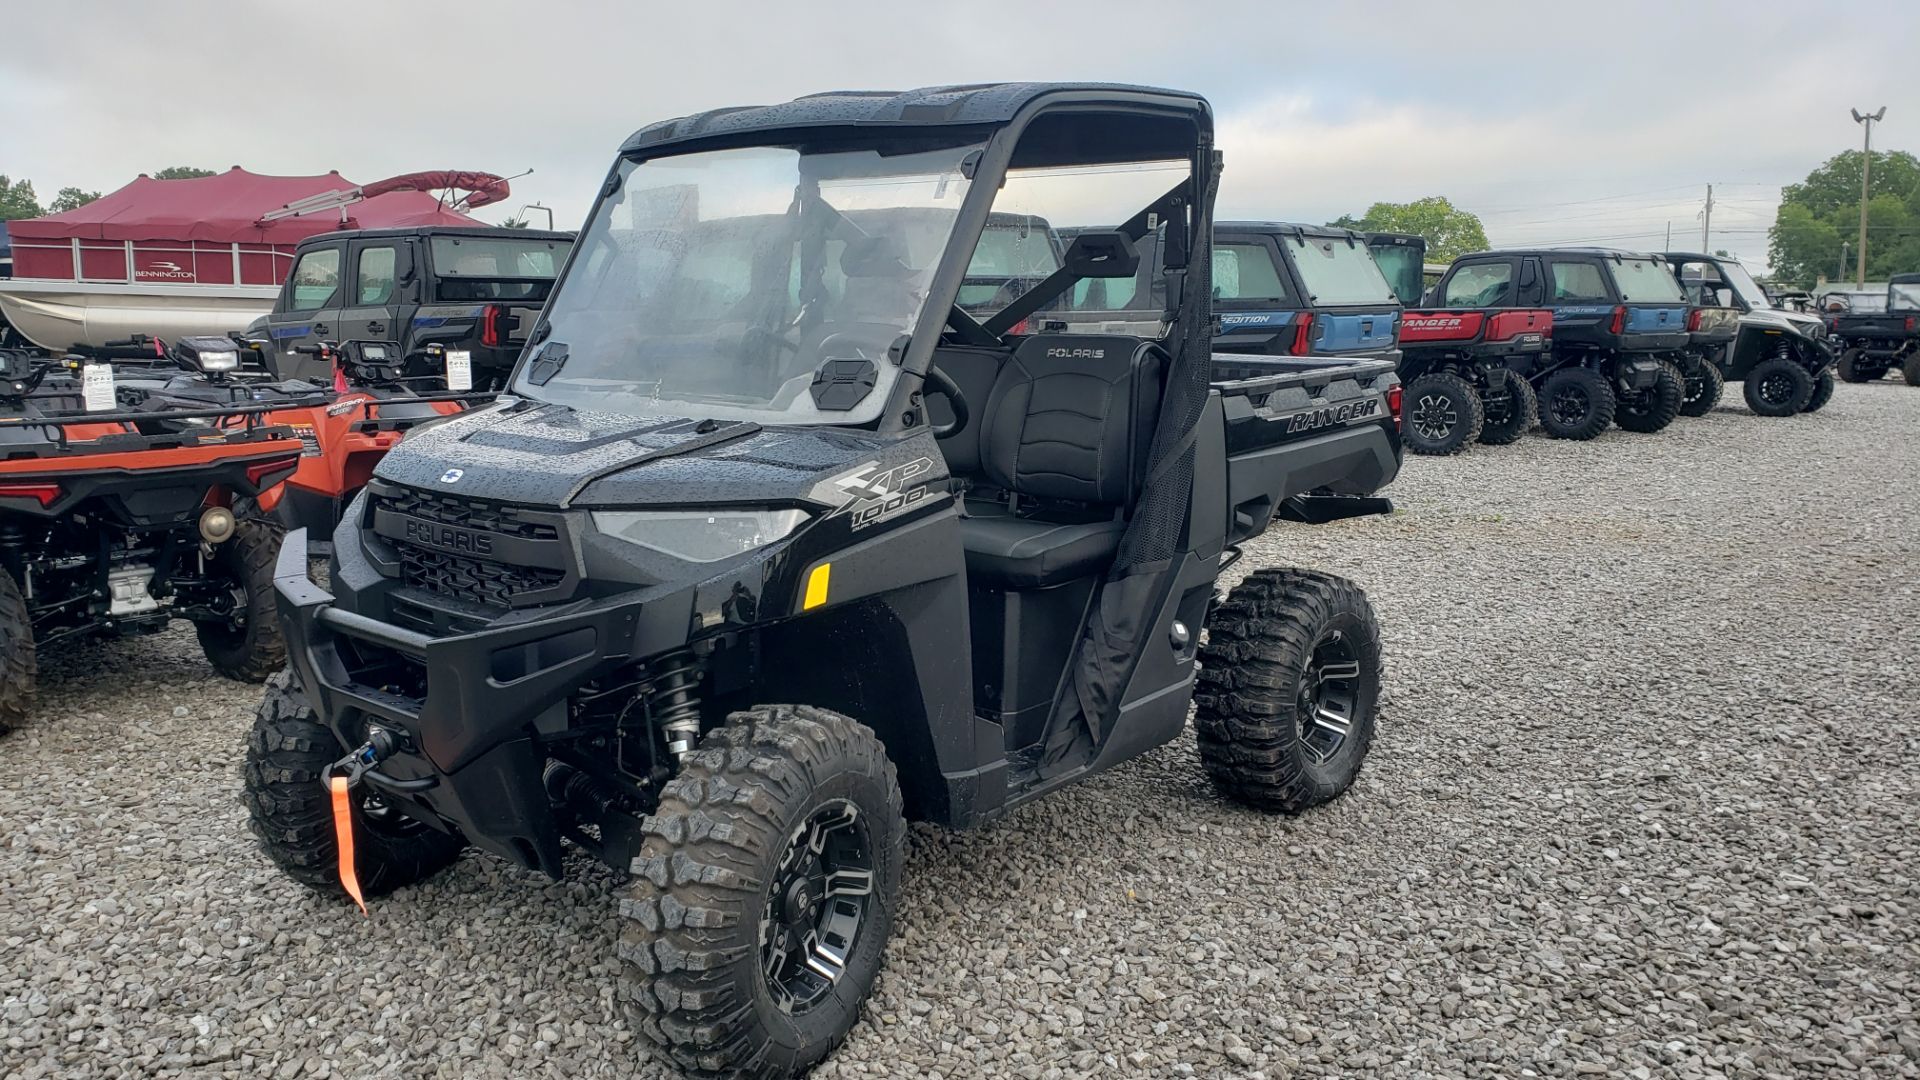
[1852,107,1886,287]
[1699,185,1713,250]
[1664,221,1672,249]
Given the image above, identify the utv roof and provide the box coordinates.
[1892,272,1920,285]
[621,83,1210,156]
[1661,251,1745,264]
[1220,220,1367,242]
[1462,246,1664,260]
[298,225,575,246]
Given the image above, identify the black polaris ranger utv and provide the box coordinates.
[243,83,1402,1079]
[1428,248,1690,440]
[1663,251,1837,415]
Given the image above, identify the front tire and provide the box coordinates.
[242,669,466,898]
[1401,372,1483,455]
[1194,569,1382,812]
[0,568,36,735]
[1744,356,1813,416]
[1803,369,1836,412]
[1614,359,1684,433]
[1539,367,1615,440]
[1679,358,1725,417]
[196,520,287,681]
[1476,368,1537,446]
[621,705,905,1080]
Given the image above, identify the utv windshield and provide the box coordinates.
[1715,259,1772,309]
[519,138,980,425]
[1613,257,1687,302]
[1891,281,1920,312]
[1369,245,1424,305]
[1284,235,1397,306]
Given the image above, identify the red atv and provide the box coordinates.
[0,343,304,732]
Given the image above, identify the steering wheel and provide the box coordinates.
[922,365,968,439]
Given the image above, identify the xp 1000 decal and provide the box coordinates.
[820,457,940,532]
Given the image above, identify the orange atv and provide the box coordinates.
[124,336,494,553]
[0,344,304,732]
[248,340,488,550]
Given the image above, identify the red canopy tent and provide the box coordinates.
[7,167,491,287]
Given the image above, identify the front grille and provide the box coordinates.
[373,486,559,540]
[395,545,564,608]
[370,484,569,608]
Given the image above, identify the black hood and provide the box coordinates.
[374,399,893,508]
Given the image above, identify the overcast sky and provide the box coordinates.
[4,0,1915,272]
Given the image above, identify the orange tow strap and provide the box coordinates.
[328,775,369,916]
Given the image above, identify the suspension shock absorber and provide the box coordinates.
[643,653,705,761]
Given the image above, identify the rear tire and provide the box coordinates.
[1476,368,1537,446]
[1679,358,1724,417]
[1539,367,1615,440]
[1802,369,1836,412]
[1837,348,1872,383]
[621,705,905,1080]
[196,520,287,682]
[1744,356,1813,416]
[242,669,466,898]
[1614,359,1684,433]
[1903,352,1920,387]
[0,568,36,736]
[1401,372,1483,455]
[1194,569,1382,812]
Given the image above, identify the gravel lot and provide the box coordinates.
[4,383,1917,1080]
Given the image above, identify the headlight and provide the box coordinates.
[196,349,240,372]
[591,508,809,563]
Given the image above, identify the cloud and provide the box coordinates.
[2,0,1915,276]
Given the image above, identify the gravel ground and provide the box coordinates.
[4,383,1918,1080]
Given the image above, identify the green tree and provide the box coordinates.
[0,176,42,220]
[150,166,217,180]
[1768,149,1920,287]
[1328,196,1489,262]
[499,216,531,229]
[48,187,103,213]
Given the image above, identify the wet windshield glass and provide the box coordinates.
[1891,282,1920,311]
[1284,236,1396,306]
[520,140,979,424]
[1614,258,1686,302]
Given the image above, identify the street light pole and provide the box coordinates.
[1851,107,1886,288]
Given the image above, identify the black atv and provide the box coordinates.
[242,83,1404,1078]
[0,342,303,732]
[1828,274,1920,386]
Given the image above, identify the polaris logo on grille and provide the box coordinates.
[1045,347,1106,359]
[404,519,495,556]
[1284,398,1381,433]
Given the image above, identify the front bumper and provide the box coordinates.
[274,527,687,875]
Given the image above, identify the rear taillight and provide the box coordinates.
[1609,305,1626,334]
[1907,316,1916,332]
[480,304,505,347]
[1687,308,1704,332]
[246,455,300,488]
[0,482,61,507]
[1386,384,1403,429]
[1289,313,1315,356]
